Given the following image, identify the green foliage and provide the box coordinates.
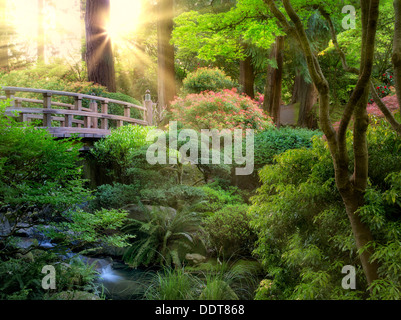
[193,182,245,214]
[248,119,401,299]
[122,207,204,268]
[203,204,256,258]
[90,183,141,210]
[44,208,133,254]
[140,184,207,209]
[253,127,322,168]
[146,259,259,301]
[90,125,158,184]
[199,277,239,300]
[181,67,237,95]
[199,259,259,300]
[172,2,280,63]
[0,251,101,300]
[0,100,94,256]
[145,268,200,300]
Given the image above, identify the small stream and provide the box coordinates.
[17,236,155,300]
[95,260,155,300]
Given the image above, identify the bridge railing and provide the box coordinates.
[1,86,154,138]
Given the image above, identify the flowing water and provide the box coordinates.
[95,261,155,300]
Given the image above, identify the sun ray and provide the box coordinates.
[108,0,142,43]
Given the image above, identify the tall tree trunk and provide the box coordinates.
[157,0,176,113]
[85,0,116,92]
[37,0,45,62]
[239,52,255,99]
[0,0,9,70]
[291,71,302,105]
[263,36,284,127]
[393,0,401,113]
[293,74,319,129]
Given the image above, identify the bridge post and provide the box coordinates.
[101,101,108,130]
[90,100,98,129]
[4,89,15,107]
[42,92,52,127]
[74,95,83,128]
[144,90,153,125]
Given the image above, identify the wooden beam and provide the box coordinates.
[101,101,108,129]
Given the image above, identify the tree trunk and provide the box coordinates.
[157,0,176,113]
[85,0,116,92]
[291,72,302,105]
[342,190,379,285]
[0,0,9,70]
[393,0,401,113]
[295,76,318,129]
[239,53,255,99]
[263,36,284,127]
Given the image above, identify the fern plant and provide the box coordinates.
[122,206,205,268]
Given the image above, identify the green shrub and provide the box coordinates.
[193,183,245,214]
[0,99,130,261]
[203,204,256,258]
[182,67,237,95]
[0,251,102,300]
[145,268,200,300]
[91,183,141,210]
[90,125,158,184]
[122,207,204,268]
[248,118,401,300]
[0,100,92,254]
[140,184,207,209]
[253,127,322,168]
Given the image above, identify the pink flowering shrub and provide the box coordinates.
[254,92,264,108]
[368,72,395,104]
[169,88,272,131]
[367,95,399,118]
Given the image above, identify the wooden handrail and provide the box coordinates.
[2,86,147,111]
[1,86,153,138]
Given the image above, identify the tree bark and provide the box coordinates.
[239,52,255,99]
[263,36,284,127]
[292,73,319,129]
[157,0,176,113]
[0,0,9,69]
[393,0,401,113]
[85,0,116,92]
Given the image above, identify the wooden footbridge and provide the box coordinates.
[1,86,154,139]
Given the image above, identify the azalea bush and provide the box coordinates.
[169,88,272,131]
[369,72,395,104]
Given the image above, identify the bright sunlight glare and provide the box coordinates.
[109,0,142,41]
